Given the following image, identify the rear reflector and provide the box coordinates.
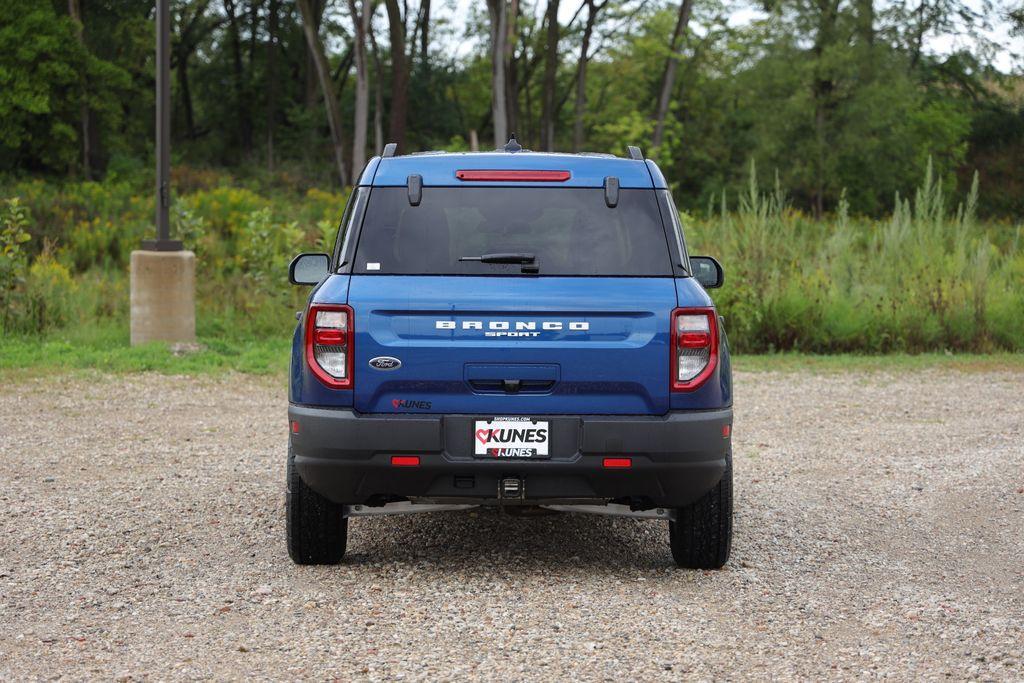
[391,456,420,467]
[290,420,300,434]
[722,424,731,438]
[455,170,571,182]
[603,457,632,469]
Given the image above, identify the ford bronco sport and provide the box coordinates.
[286,140,732,568]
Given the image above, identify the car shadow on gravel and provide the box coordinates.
[342,508,675,570]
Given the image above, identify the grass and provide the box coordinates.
[2,322,1021,382]
[0,322,290,378]
[732,352,1024,373]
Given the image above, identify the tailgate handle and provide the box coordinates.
[464,364,560,395]
[467,378,556,394]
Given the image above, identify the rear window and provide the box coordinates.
[352,187,674,276]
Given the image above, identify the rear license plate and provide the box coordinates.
[473,417,550,458]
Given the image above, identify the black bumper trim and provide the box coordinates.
[288,406,732,507]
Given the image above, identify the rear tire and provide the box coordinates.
[286,444,347,565]
[669,452,732,569]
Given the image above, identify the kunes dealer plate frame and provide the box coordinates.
[473,417,550,459]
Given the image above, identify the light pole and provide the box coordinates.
[144,0,181,252]
[129,0,195,346]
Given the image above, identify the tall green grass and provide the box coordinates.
[687,161,1023,352]
[2,163,1022,355]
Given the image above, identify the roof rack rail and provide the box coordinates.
[382,142,398,158]
[626,145,644,161]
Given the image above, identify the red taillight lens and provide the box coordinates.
[305,304,353,389]
[678,331,710,348]
[671,307,718,392]
[455,169,571,182]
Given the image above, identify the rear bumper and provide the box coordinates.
[288,406,732,508]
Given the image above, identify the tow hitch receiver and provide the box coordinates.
[499,477,524,500]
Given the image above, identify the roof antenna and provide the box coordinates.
[504,133,523,153]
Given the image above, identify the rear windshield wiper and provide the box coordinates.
[459,253,536,264]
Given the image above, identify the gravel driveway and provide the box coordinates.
[1,368,1022,680]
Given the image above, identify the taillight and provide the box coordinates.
[305,304,353,389]
[671,307,718,392]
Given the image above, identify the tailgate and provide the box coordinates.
[348,275,676,415]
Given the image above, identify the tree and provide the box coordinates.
[418,0,430,63]
[172,1,221,141]
[487,0,509,146]
[539,0,561,150]
[572,0,608,152]
[0,1,128,173]
[1010,3,1024,34]
[66,0,90,178]
[652,0,693,150]
[296,0,348,185]
[368,17,386,155]
[347,0,371,173]
[383,0,409,152]
[266,0,279,170]
[222,0,253,157]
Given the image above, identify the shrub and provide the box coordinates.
[22,250,76,333]
[1,197,32,332]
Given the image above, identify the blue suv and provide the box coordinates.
[286,140,732,568]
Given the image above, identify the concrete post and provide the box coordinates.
[130,250,196,345]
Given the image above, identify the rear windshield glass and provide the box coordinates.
[352,187,673,276]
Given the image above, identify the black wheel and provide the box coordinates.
[669,452,732,569]
[286,443,347,565]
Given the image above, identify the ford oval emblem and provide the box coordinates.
[368,356,402,371]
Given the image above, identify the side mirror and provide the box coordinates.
[689,256,724,289]
[289,253,330,285]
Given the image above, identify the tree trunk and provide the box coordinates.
[68,0,91,178]
[266,0,278,170]
[223,0,253,156]
[304,0,325,109]
[487,0,509,147]
[505,0,520,137]
[348,0,370,174]
[296,0,348,186]
[173,1,215,143]
[652,0,693,149]
[572,0,602,152]
[419,0,430,63]
[176,49,196,140]
[383,0,409,152]
[811,0,839,218]
[539,0,560,151]
[247,0,259,67]
[857,0,874,45]
[369,22,385,155]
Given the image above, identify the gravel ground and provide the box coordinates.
[1,368,1022,681]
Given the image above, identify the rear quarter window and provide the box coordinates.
[352,187,674,276]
